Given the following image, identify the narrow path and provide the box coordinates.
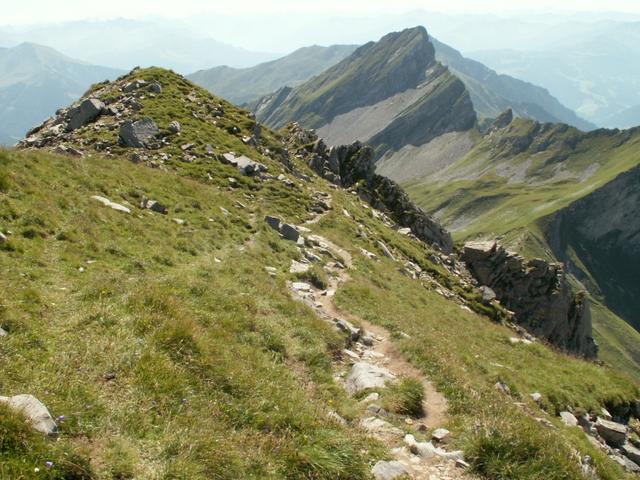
[288,222,476,479]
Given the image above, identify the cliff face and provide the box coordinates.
[463,241,598,358]
[546,164,640,331]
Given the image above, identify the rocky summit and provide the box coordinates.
[1,43,640,480]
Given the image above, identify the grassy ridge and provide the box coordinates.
[2,68,639,479]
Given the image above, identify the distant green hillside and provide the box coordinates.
[0,43,122,145]
[188,45,357,104]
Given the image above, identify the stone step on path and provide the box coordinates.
[287,232,476,480]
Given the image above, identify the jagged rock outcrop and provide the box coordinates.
[286,124,454,253]
[462,241,598,358]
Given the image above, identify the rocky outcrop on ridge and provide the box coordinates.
[462,241,598,358]
[285,123,454,253]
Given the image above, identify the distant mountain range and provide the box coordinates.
[469,21,640,128]
[0,19,278,73]
[0,43,122,145]
[192,33,592,131]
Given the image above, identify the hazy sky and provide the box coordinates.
[4,0,640,24]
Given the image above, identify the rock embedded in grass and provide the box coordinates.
[119,118,159,148]
[371,460,408,480]
[346,362,396,394]
[0,394,58,436]
[595,418,628,447]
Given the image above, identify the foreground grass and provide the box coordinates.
[0,150,382,479]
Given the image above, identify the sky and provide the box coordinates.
[4,0,640,24]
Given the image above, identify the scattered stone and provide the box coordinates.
[432,428,451,443]
[346,362,395,394]
[595,418,627,447]
[150,82,162,93]
[367,404,386,415]
[0,327,7,337]
[265,267,277,277]
[280,223,301,243]
[360,248,378,260]
[173,218,186,225]
[510,337,533,345]
[0,394,58,436]
[292,282,312,292]
[479,285,496,304]
[290,260,311,274]
[494,382,511,395]
[622,442,640,466]
[360,334,375,347]
[612,454,640,473]
[140,197,168,214]
[600,407,613,421]
[67,98,105,131]
[119,118,159,148]
[167,121,181,134]
[104,372,117,381]
[371,460,408,480]
[122,79,146,92]
[361,417,403,437]
[530,392,543,403]
[560,411,578,427]
[91,195,131,214]
[397,227,411,235]
[335,319,361,340]
[377,241,396,261]
[456,459,471,469]
[361,392,380,403]
[0,232,7,243]
[326,410,347,425]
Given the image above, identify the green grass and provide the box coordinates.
[381,378,424,417]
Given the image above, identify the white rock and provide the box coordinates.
[432,428,451,443]
[560,411,578,427]
[0,394,57,436]
[290,260,311,274]
[372,460,408,480]
[346,362,395,394]
[91,195,131,214]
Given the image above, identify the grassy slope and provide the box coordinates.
[404,118,640,382]
[0,68,638,479]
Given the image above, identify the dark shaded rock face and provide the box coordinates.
[546,164,640,332]
[287,124,453,253]
[462,241,598,358]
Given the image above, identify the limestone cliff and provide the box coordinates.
[463,241,598,358]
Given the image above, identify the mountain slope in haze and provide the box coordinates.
[470,21,640,128]
[402,116,640,380]
[3,65,639,480]
[431,38,595,131]
[0,19,277,73]
[188,45,358,104]
[0,42,122,145]
[254,27,477,159]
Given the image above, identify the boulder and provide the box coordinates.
[371,460,408,480]
[264,216,281,231]
[432,428,451,443]
[119,118,159,148]
[595,418,627,447]
[67,98,105,131]
[290,260,310,274]
[623,442,640,466]
[122,80,146,92]
[168,121,181,134]
[612,454,640,473]
[479,285,496,304]
[560,411,578,427]
[346,362,395,394]
[280,223,301,243]
[150,82,162,93]
[140,198,168,214]
[0,394,58,436]
[530,392,542,403]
